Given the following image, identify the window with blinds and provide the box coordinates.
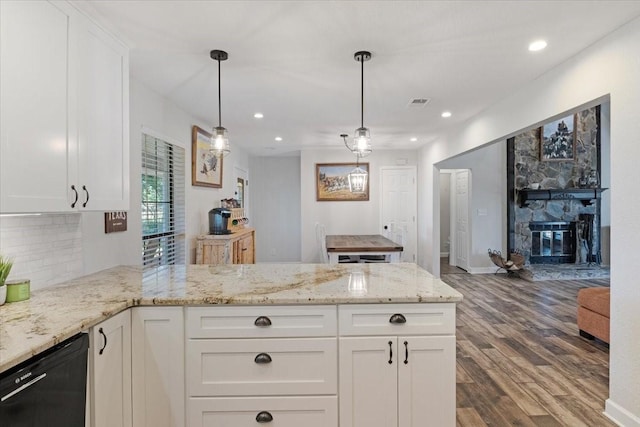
[142,134,186,267]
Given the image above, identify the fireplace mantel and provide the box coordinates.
[517,188,607,208]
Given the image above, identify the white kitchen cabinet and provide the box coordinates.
[132,307,185,427]
[89,310,132,427]
[76,14,129,211]
[185,305,338,426]
[0,0,76,212]
[338,304,456,427]
[0,0,129,213]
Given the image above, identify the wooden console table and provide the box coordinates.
[196,227,255,265]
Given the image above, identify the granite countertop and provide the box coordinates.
[0,262,462,372]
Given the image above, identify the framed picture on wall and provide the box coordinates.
[316,163,369,201]
[540,114,577,161]
[192,125,223,188]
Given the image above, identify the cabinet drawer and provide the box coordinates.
[186,305,337,338]
[338,303,455,336]
[188,396,337,427]
[187,338,337,396]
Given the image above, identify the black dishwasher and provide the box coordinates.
[0,333,89,427]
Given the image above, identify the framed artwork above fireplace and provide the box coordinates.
[540,113,576,161]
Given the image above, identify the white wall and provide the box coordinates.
[300,148,418,263]
[417,17,640,426]
[438,142,507,273]
[249,156,301,262]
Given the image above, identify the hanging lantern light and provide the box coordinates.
[348,154,368,193]
[210,50,230,158]
[342,51,373,157]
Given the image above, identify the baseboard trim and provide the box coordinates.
[440,252,449,258]
[605,399,640,427]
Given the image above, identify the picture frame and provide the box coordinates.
[540,114,577,161]
[192,125,223,188]
[316,163,369,201]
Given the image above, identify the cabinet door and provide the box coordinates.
[132,307,185,427]
[240,233,255,263]
[76,17,129,211]
[91,310,132,427]
[0,1,75,213]
[339,337,398,427]
[397,336,456,427]
[198,241,227,264]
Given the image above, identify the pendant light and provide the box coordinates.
[343,51,372,157]
[210,50,230,158]
[348,153,368,193]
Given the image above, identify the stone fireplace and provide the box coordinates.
[507,106,604,267]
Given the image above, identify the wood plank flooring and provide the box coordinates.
[440,260,612,426]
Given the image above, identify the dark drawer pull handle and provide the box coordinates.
[254,353,272,364]
[71,185,78,208]
[254,316,272,327]
[388,340,393,364]
[389,313,407,324]
[256,411,273,423]
[404,341,409,364]
[98,327,107,355]
[82,185,90,207]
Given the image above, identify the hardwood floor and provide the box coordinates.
[440,260,613,426]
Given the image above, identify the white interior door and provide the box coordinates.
[381,167,417,262]
[454,170,470,271]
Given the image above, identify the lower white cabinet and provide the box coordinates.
[188,396,338,427]
[338,304,456,427]
[89,309,132,427]
[131,307,185,427]
[185,305,338,426]
[86,303,456,427]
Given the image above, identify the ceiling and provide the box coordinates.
[78,1,640,156]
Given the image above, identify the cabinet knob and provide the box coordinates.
[255,411,273,423]
[254,353,272,364]
[254,316,272,327]
[389,313,407,324]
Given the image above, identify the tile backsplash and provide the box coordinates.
[0,214,83,290]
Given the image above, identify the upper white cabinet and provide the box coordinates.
[0,0,129,213]
[76,15,129,211]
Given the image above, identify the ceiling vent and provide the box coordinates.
[408,98,430,108]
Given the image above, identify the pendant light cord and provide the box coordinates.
[218,58,222,127]
[360,55,364,129]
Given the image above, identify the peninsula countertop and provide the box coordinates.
[0,262,462,372]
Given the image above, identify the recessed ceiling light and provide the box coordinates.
[441,111,452,118]
[528,40,547,52]
[254,113,264,119]
[410,137,418,142]
[274,136,283,142]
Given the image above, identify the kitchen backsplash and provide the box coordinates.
[0,214,83,290]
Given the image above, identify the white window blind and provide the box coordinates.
[142,134,185,267]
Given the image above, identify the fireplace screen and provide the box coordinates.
[529,221,576,264]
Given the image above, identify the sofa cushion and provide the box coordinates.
[577,287,610,318]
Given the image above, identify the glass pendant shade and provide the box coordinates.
[352,127,372,157]
[211,126,230,158]
[348,165,368,193]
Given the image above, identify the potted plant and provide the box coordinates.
[0,255,13,305]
